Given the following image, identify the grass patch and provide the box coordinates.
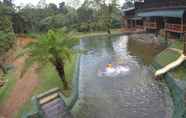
[26,32,43,39]
[154,40,183,67]
[154,39,186,80]
[155,49,180,67]
[0,71,17,105]
[169,40,183,50]
[16,54,77,118]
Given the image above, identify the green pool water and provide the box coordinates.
[73,35,172,118]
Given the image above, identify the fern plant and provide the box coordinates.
[19,30,79,89]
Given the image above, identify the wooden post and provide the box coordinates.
[164,17,168,46]
[182,16,184,33]
[132,20,134,28]
[126,18,128,29]
[134,20,136,29]
[123,16,128,30]
[182,16,186,55]
[184,33,186,55]
[128,20,130,29]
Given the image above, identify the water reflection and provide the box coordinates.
[73,35,171,118]
[127,38,165,65]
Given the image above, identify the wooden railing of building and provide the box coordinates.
[137,1,186,10]
[136,25,144,29]
[165,23,186,33]
[144,21,158,29]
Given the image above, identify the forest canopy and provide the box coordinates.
[0,0,122,33]
[0,0,122,56]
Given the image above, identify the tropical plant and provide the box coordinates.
[96,0,120,34]
[19,30,79,89]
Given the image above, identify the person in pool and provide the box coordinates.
[98,63,130,77]
[106,64,113,68]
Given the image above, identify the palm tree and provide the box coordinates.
[19,30,79,89]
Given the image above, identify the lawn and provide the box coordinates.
[154,49,180,67]
[16,54,77,118]
[154,40,184,67]
[169,40,184,50]
[154,39,186,80]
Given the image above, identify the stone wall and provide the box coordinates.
[128,33,161,45]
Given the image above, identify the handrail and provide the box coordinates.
[155,48,185,77]
[135,25,143,29]
[137,1,186,10]
[165,23,186,33]
[144,21,158,29]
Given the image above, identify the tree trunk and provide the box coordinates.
[107,28,111,34]
[52,58,68,89]
[0,64,7,74]
[165,31,168,46]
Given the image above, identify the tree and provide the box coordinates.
[3,0,13,6]
[122,0,135,9]
[19,30,79,89]
[59,2,68,14]
[19,3,56,32]
[97,0,119,34]
[0,3,15,52]
[77,1,95,32]
[48,3,58,12]
[37,0,47,9]
[66,0,80,9]
[0,3,15,74]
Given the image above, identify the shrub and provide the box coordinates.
[0,31,15,55]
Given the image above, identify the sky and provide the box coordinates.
[12,0,125,7]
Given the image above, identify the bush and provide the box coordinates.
[0,31,15,55]
[78,23,89,32]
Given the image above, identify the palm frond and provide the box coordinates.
[17,29,79,77]
[61,47,72,62]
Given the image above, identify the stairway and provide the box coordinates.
[35,88,73,118]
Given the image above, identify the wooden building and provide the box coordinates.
[122,1,144,32]
[122,0,186,39]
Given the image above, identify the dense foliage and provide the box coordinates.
[5,0,122,33]
[0,0,122,69]
[0,2,15,56]
[19,30,79,89]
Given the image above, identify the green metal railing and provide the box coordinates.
[152,62,186,118]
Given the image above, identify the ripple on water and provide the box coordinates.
[73,36,172,118]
